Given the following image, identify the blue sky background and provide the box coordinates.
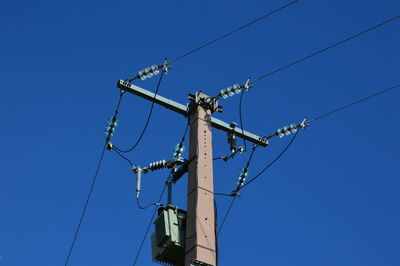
[1,0,399,265]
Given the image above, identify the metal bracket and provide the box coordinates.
[171,161,189,183]
[188,92,223,114]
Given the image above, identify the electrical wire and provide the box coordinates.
[216,82,398,245]
[239,91,247,151]
[179,118,190,144]
[115,69,165,153]
[64,89,127,266]
[166,0,300,65]
[113,147,134,167]
[249,16,399,85]
[132,183,167,266]
[217,196,237,235]
[64,143,107,266]
[136,198,163,210]
[306,83,400,124]
[240,130,299,191]
[135,173,171,211]
[214,199,219,266]
[216,132,299,237]
[231,144,258,194]
[214,192,234,197]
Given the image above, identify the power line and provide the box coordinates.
[113,148,134,167]
[132,183,167,266]
[126,0,300,82]
[234,82,400,192]
[64,89,127,266]
[307,83,400,124]
[249,16,399,84]
[167,0,299,65]
[115,69,165,153]
[217,131,299,244]
[217,196,237,235]
[216,82,399,243]
[64,143,107,266]
[240,130,299,191]
[239,91,248,151]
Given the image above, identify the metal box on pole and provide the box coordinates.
[151,206,186,265]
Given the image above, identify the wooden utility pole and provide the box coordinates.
[117,81,267,266]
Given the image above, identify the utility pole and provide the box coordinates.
[117,81,267,266]
[185,93,216,265]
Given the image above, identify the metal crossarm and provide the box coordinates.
[117,80,268,147]
[117,80,187,115]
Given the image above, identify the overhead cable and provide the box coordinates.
[306,83,400,124]
[167,0,300,65]
[126,0,300,81]
[217,132,298,237]
[113,148,135,167]
[214,16,399,101]
[132,183,167,266]
[115,69,165,153]
[240,130,299,191]
[239,91,248,151]
[249,16,399,85]
[217,197,237,235]
[64,144,107,266]
[65,90,126,266]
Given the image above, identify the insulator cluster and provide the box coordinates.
[219,84,242,99]
[229,136,237,152]
[149,160,167,171]
[236,168,248,187]
[172,143,184,159]
[105,117,118,137]
[276,124,298,138]
[138,65,160,80]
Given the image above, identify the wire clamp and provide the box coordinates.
[230,191,241,197]
[106,141,113,151]
[162,58,171,74]
[243,78,253,91]
[299,117,309,129]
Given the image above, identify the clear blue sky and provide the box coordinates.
[1,0,399,265]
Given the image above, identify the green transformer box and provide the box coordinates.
[151,206,186,266]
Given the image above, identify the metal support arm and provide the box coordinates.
[117,80,268,147]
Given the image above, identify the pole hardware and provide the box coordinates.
[148,157,186,172]
[227,122,238,152]
[106,141,113,151]
[188,92,223,114]
[116,81,267,146]
[132,166,148,199]
[220,146,244,162]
